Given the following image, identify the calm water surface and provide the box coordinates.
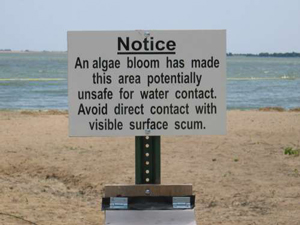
[0,53,299,110]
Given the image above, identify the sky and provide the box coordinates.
[1,0,300,53]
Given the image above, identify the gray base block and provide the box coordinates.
[105,210,197,225]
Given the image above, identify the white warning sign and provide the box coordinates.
[68,30,226,136]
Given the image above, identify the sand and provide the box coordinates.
[0,110,300,225]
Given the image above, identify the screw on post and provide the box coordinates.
[144,31,150,38]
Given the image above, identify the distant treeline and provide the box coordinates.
[227,52,300,57]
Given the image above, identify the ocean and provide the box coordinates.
[0,53,299,110]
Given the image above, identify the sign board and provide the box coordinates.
[68,30,226,136]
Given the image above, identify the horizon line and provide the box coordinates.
[1,50,300,55]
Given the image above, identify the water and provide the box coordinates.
[227,57,300,109]
[0,53,299,110]
[0,53,67,109]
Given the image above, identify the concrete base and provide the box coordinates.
[105,210,197,225]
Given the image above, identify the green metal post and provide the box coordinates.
[135,136,161,184]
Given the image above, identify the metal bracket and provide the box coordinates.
[173,197,191,209]
[110,197,128,209]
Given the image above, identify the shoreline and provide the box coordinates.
[1,106,300,113]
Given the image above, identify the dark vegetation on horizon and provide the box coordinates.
[0,49,299,57]
[227,52,300,57]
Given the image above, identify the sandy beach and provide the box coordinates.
[0,110,300,225]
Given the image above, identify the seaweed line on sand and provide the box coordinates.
[0,212,38,225]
